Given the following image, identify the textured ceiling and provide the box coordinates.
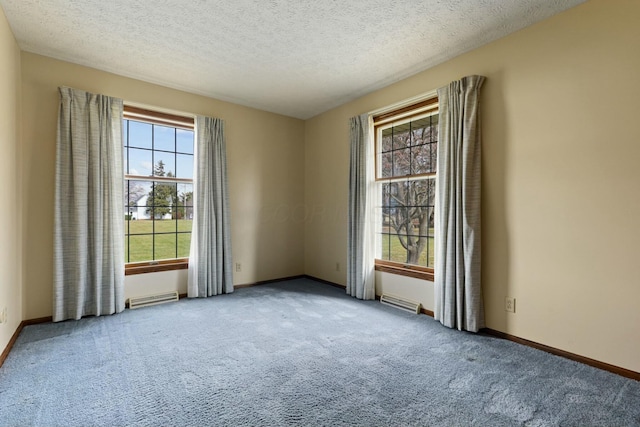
[1,0,586,119]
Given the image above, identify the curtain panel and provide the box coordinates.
[347,114,375,300]
[434,75,485,332]
[53,86,125,322]
[188,116,234,297]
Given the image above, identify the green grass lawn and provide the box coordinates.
[380,233,434,267]
[125,219,433,266]
[125,219,192,263]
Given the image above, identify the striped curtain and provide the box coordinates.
[187,116,234,297]
[347,114,375,300]
[434,75,485,332]
[53,87,125,322]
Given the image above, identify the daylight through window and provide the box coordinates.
[123,107,195,265]
[374,98,438,280]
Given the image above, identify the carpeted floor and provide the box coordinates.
[0,278,639,426]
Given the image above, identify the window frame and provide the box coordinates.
[373,97,438,282]
[123,105,195,275]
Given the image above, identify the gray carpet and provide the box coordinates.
[0,278,638,426]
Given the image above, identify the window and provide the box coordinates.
[374,98,438,281]
[123,106,195,275]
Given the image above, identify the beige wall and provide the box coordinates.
[0,7,22,351]
[21,53,305,318]
[305,0,640,372]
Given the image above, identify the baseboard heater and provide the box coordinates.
[380,293,421,314]
[128,291,179,309]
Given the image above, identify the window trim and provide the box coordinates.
[125,258,189,276]
[373,97,438,281]
[124,106,194,129]
[375,259,434,282]
[374,105,439,182]
[123,105,195,274]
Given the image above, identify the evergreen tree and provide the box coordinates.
[145,161,177,219]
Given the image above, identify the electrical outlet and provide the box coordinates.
[235,263,241,273]
[505,297,515,313]
[0,307,6,324]
[336,262,340,272]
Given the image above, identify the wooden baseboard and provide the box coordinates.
[303,275,346,289]
[0,316,51,368]
[420,307,434,317]
[235,275,305,289]
[0,323,24,369]
[482,328,640,381]
[23,316,53,326]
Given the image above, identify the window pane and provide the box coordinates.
[154,218,176,233]
[381,211,391,237]
[125,180,152,221]
[127,148,153,176]
[124,115,194,264]
[153,152,175,177]
[392,126,410,150]
[128,234,153,263]
[414,179,435,206]
[176,154,194,179]
[380,152,393,178]
[172,202,188,221]
[177,129,194,154]
[409,116,430,146]
[128,216,152,235]
[177,233,191,258]
[393,148,410,176]
[426,237,435,268]
[425,205,435,236]
[151,182,177,219]
[428,115,439,142]
[178,219,192,233]
[177,183,193,205]
[380,133,392,152]
[387,181,401,207]
[375,106,438,269]
[379,179,435,267]
[388,235,407,263]
[380,183,390,207]
[177,183,193,220]
[154,125,175,152]
[411,144,431,174]
[429,143,437,172]
[380,233,391,260]
[155,233,177,260]
[128,121,152,149]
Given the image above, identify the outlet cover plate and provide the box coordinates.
[505,297,515,313]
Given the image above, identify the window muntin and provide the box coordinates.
[123,108,195,265]
[376,111,438,180]
[379,179,435,267]
[375,100,438,274]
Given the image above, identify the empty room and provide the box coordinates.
[0,0,639,425]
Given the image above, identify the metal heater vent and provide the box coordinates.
[380,293,421,314]
[128,291,179,309]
